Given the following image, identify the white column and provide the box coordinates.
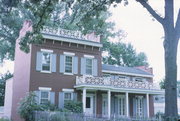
[146,93,149,117]
[126,92,129,117]
[82,88,86,113]
[108,90,111,118]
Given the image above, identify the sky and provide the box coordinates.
[0,0,180,82]
[109,0,180,82]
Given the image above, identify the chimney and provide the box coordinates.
[135,66,153,74]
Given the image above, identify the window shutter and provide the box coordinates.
[114,97,118,115]
[111,96,115,114]
[59,92,64,109]
[73,57,78,74]
[36,52,42,71]
[133,98,136,116]
[81,58,86,75]
[50,92,55,104]
[51,54,56,72]
[93,59,98,76]
[34,91,40,104]
[143,98,147,117]
[60,55,65,73]
[73,92,77,101]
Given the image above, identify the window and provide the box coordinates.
[40,90,50,104]
[64,92,72,101]
[135,96,144,117]
[86,58,93,75]
[135,78,143,82]
[65,56,73,73]
[42,52,51,72]
[86,97,91,108]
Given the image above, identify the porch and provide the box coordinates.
[74,76,164,118]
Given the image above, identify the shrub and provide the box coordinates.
[18,92,41,121]
[64,100,82,113]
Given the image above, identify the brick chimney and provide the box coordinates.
[135,66,153,74]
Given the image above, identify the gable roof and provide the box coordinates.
[102,64,153,77]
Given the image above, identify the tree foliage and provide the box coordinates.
[103,41,149,67]
[0,72,13,106]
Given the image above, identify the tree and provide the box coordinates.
[0,1,121,62]
[0,72,13,106]
[103,41,149,67]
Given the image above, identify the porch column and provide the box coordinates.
[108,90,111,118]
[82,88,86,113]
[146,93,149,117]
[126,92,129,117]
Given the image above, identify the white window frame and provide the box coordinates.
[63,89,74,101]
[85,58,93,75]
[39,87,51,104]
[135,96,144,117]
[63,52,75,75]
[116,95,126,116]
[41,49,53,73]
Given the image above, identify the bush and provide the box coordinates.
[18,92,42,121]
[64,100,82,113]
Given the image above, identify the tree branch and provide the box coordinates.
[136,0,164,25]
[175,9,180,40]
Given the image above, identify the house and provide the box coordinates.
[4,21,164,121]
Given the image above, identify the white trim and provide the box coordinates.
[84,55,94,58]
[41,52,52,73]
[74,85,164,95]
[39,87,52,91]
[64,52,75,56]
[41,49,53,53]
[102,70,153,78]
[64,55,74,74]
[62,89,74,92]
[42,34,103,48]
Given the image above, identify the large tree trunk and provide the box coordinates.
[164,25,179,120]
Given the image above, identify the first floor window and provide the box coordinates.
[118,97,125,116]
[40,90,50,104]
[42,52,51,71]
[86,58,93,75]
[64,92,73,102]
[135,96,143,117]
[65,56,73,73]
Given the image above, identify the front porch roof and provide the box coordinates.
[74,76,164,95]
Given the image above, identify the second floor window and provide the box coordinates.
[86,58,93,75]
[65,56,73,73]
[42,52,51,72]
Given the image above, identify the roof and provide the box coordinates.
[102,64,153,77]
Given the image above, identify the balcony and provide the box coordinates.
[75,76,163,94]
[41,26,100,43]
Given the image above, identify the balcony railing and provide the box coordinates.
[76,76,161,90]
[42,26,100,42]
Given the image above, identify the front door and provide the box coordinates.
[118,96,125,116]
[86,95,93,115]
[102,96,108,116]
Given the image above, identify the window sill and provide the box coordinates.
[40,71,52,73]
[64,73,74,75]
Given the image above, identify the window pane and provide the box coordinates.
[41,91,49,98]
[65,56,72,73]
[40,91,49,105]
[86,59,92,75]
[86,97,90,108]
[42,52,51,71]
[64,93,72,100]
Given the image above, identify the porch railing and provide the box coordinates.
[76,76,161,90]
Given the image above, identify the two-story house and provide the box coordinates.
[4,21,164,121]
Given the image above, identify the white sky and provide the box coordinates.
[0,0,180,82]
[109,0,180,82]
